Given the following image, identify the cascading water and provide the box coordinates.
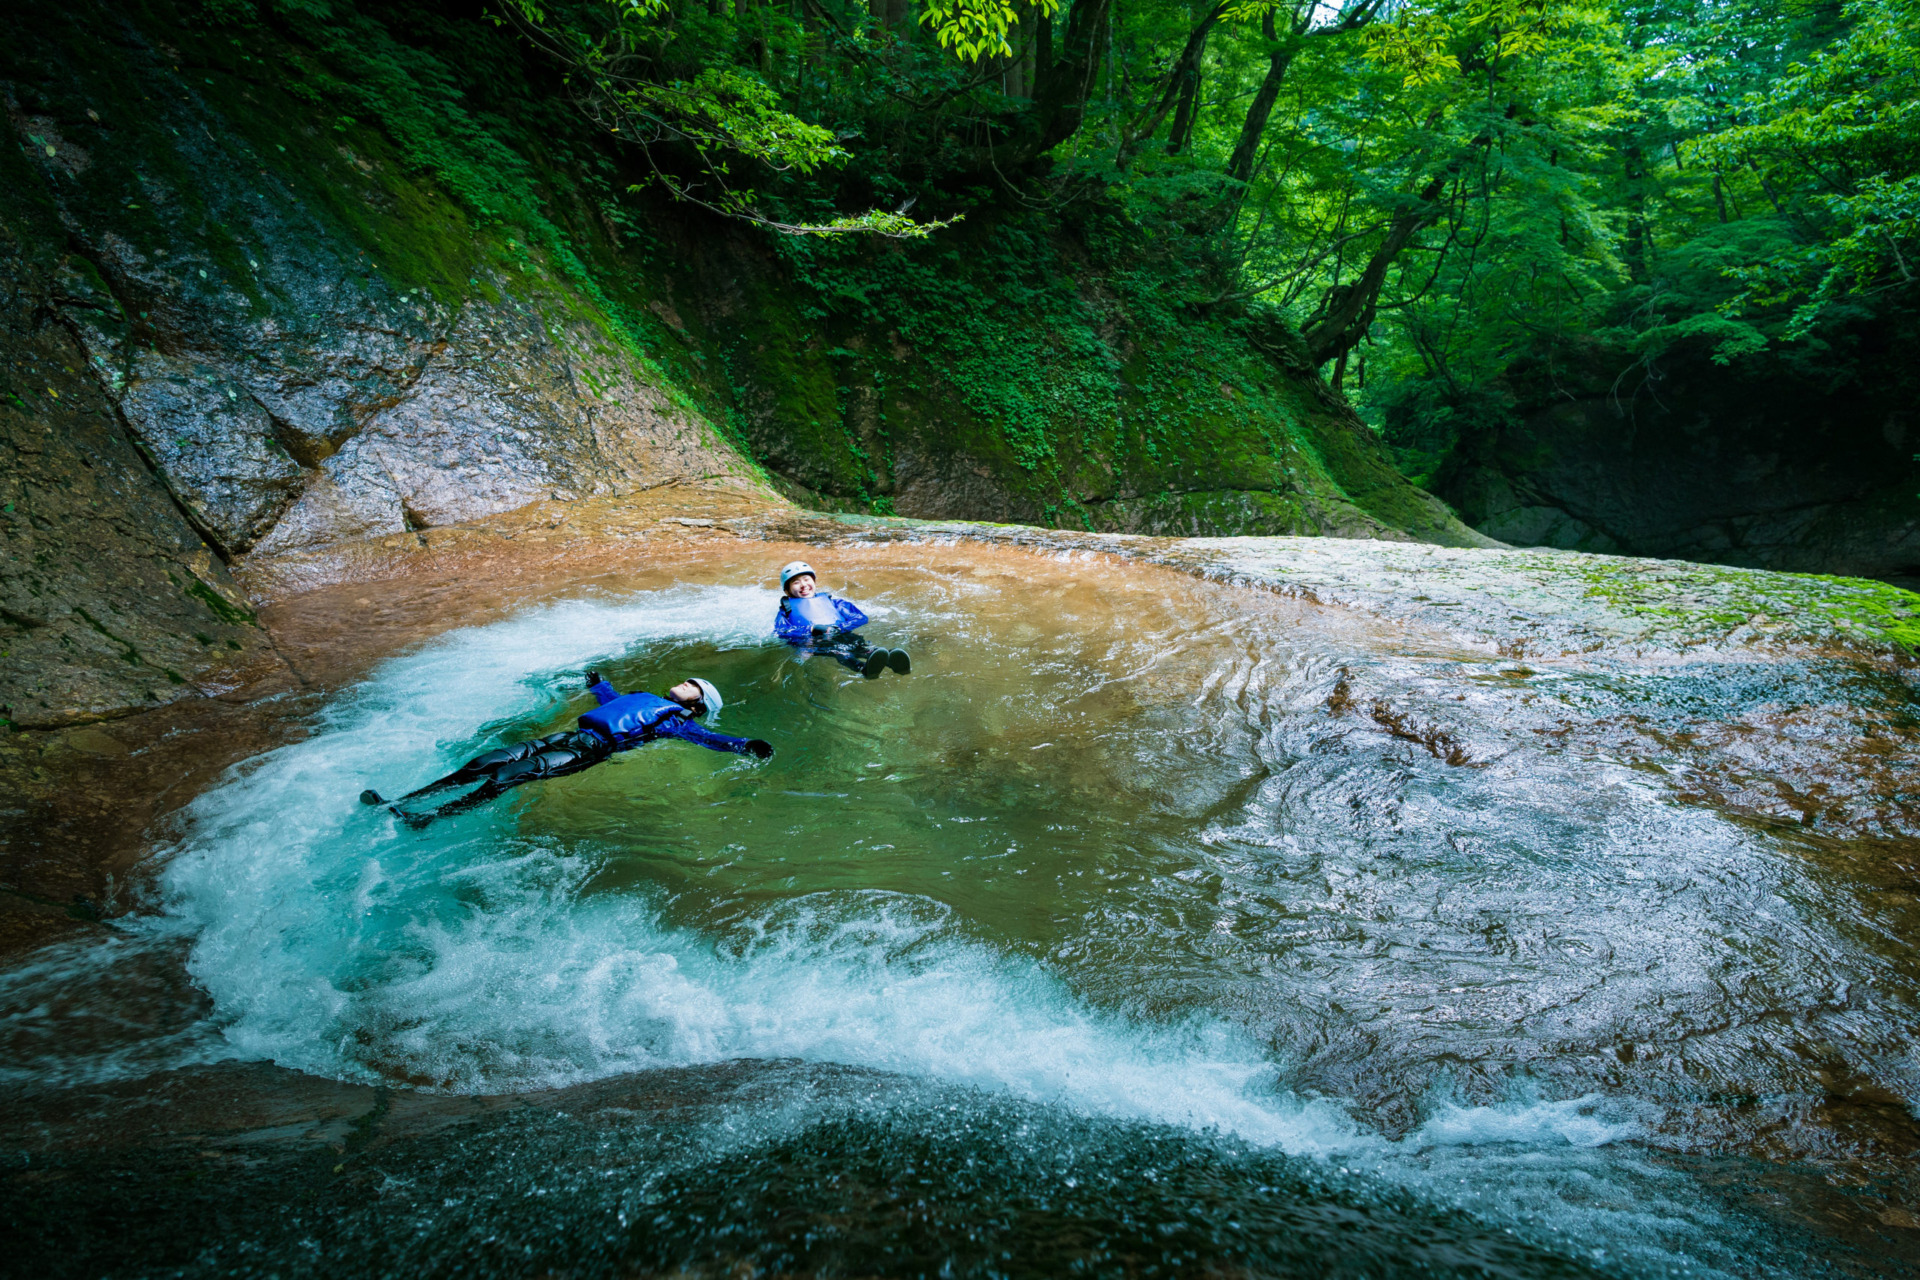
[4,546,1916,1277]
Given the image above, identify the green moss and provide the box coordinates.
[679,208,1470,540]
[1797,574,1920,651]
[1567,556,1920,653]
[184,577,256,627]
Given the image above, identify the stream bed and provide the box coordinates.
[4,543,1918,1277]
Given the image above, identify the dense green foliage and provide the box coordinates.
[488,0,1918,490]
[1332,0,1920,481]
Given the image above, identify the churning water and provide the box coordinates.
[6,546,1918,1276]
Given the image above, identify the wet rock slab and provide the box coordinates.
[0,1060,1635,1280]
[0,244,288,731]
[764,513,1920,664]
[4,1059,1914,1279]
[229,498,1920,667]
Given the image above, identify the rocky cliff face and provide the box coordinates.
[1,0,1480,728]
[6,25,762,559]
[0,238,277,728]
[1,0,766,726]
[1436,341,1920,587]
[47,209,757,562]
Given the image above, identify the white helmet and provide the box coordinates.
[687,677,722,720]
[779,561,816,589]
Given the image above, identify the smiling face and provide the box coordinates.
[786,573,817,598]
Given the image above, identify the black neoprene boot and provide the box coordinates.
[360,789,384,806]
[861,648,888,679]
[887,649,911,674]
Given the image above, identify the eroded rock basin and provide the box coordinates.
[4,535,1919,1277]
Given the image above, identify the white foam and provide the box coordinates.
[1412,1092,1648,1150]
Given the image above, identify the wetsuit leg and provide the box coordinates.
[396,736,549,802]
[416,730,612,821]
[813,635,878,674]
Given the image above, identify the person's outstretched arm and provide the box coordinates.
[833,598,870,630]
[656,717,773,759]
[585,670,621,705]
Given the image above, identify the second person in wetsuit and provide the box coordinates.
[774,561,910,679]
[361,673,771,824]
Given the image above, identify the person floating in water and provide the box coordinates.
[775,560,910,679]
[360,673,772,824]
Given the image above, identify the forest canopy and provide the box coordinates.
[499,0,1920,462]
[493,0,1918,478]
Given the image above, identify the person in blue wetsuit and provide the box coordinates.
[774,561,910,679]
[360,673,772,824]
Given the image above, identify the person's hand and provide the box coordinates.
[585,669,602,688]
[745,739,774,760]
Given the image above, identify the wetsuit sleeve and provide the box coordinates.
[655,716,756,755]
[588,679,622,706]
[774,601,811,641]
[833,598,870,630]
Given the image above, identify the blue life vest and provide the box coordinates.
[578,691,686,744]
[786,594,843,629]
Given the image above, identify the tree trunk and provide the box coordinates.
[1003,0,1113,161]
[1623,143,1649,282]
[1224,8,1295,188]
[1165,29,1207,153]
[1301,172,1448,367]
[1118,5,1225,164]
[1223,3,1383,197]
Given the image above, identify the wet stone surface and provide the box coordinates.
[0,242,287,730]
[3,1057,1913,1279]
[0,1060,1617,1280]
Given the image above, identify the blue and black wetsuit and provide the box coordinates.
[775,593,881,673]
[384,682,756,821]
